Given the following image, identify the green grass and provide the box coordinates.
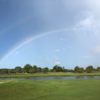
[0,72,100,78]
[0,79,100,100]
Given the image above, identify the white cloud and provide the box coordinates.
[92,46,100,55]
[81,55,91,59]
[75,15,95,30]
[87,0,100,14]
[53,59,61,65]
[33,0,88,31]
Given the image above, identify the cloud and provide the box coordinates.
[2,0,100,67]
[92,46,100,55]
[0,0,92,60]
[76,15,95,30]
[81,55,91,59]
[53,57,61,65]
[54,60,61,65]
[33,0,88,30]
[87,0,100,14]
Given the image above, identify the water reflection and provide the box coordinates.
[0,76,100,80]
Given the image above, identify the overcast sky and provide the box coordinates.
[0,0,100,68]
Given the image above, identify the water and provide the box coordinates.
[0,76,100,80]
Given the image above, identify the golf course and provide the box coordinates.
[1,0,100,100]
[0,79,100,100]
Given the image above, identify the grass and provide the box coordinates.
[0,72,100,78]
[0,79,100,100]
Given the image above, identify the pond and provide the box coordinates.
[0,76,100,80]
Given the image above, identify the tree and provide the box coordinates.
[32,65,38,73]
[79,67,84,73]
[43,67,49,73]
[8,69,16,74]
[52,65,63,72]
[85,65,94,73]
[96,67,100,72]
[37,67,42,73]
[0,69,9,74]
[23,64,33,73]
[74,66,80,73]
[74,66,84,73]
[15,66,22,73]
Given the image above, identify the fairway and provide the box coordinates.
[0,79,100,100]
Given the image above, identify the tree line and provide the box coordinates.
[0,64,100,74]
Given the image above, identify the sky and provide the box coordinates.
[0,0,100,68]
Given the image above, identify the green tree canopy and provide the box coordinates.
[23,64,33,73]
[85,65,94,73]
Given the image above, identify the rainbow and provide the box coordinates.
[1,28,70,61]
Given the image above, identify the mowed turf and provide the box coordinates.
[0,79,100,100]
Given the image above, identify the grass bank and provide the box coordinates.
[0,72,100,78]
[0,79,100,100]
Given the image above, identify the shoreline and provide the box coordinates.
[0,72,100,78]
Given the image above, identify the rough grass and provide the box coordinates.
[0,72,100,78]
[0,79,100,100]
